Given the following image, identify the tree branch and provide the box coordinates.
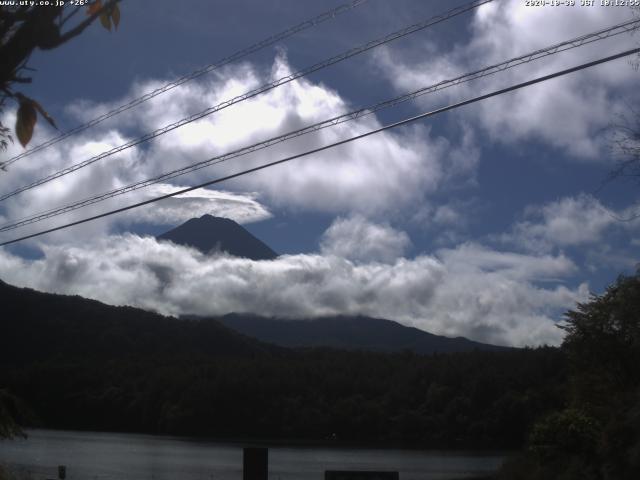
[46,0,121,50]
[59,5,82,28]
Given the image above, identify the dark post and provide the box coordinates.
[57,466,66,480]
[243,447,268,480]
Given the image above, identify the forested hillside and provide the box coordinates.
[0,279,565,448]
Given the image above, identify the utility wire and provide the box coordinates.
[2,17,638,233]
[0,0,370,169]
[1,47,638,247]
[0,0,493,202]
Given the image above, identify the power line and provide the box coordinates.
[0,0,370,169]
[0,0,493,202]
[1,46,638,247]
[2,17,638,233]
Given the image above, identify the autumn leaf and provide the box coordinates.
[111,3,120,30]
[87,0,102,16]
[100,11,112,31]
[15,100,37,148]
[31,100,58,130]
[87,1,120,32]
[13,94,58,147]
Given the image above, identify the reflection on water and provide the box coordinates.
[0,429,506,480]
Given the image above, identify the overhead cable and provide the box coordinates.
[0,0,370,169]
[2,17,638,233]
[0,0,493,202]
[1,46,638,247]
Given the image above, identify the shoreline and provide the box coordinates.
[13,427,517,455]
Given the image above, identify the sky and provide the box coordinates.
[1,0,639,347]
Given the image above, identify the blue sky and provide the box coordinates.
[0,0,639,346]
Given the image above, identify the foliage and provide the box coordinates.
[0,0,121,154]
[561,273,640,400]
[528,409,600,460]
[0,389,32,439]
[604,6,640,193]
[0,279,566,448]
[500,272,640,480]
[608,109,640,186]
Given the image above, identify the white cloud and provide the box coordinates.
[320,215,411,263]
[122,184,272,226]
[438,242,577,281]
[433,204,464,227]
[499,194,640,253]
[378,0,640,159]
[0,51,453,245]
[0,233,587,347]
[409,195,486,248]
[0,9,617,349]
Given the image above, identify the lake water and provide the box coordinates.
[0,429,507,480]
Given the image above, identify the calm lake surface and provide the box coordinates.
[1,429,507,480]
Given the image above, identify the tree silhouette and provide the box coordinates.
[0,0,121,152]
[500,271,640,480]
[0,1,122,437]
[0,389,33,439]
[561,272,640,400]
[604,6,640,195]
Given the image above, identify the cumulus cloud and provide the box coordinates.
[0,233,587,347]
[498,194,640,253]
[0,12,613,350]
[0,51,454,248]
[408,195,487,248]
[320,215,411,263]
[378,1,639,159]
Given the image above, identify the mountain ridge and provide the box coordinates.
[0,276,511,357]
[0,278,279,362]
[157,214,277,260]
[217,313,512,354]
